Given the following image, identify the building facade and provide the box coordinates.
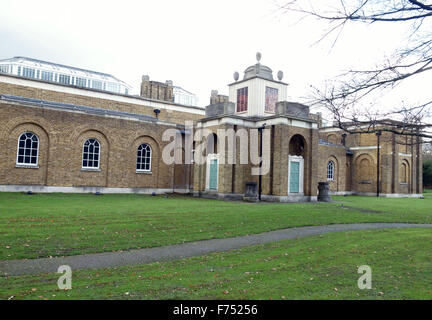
[0,55,423,199]
[0,63,203,194]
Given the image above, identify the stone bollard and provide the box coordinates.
[317,182,331,202]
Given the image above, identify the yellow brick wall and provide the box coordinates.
[0,102,191,190]
[0,81,203,124]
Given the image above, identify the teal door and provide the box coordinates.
[289,161,300,193]
[209,159,218,190]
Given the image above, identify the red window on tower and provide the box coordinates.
[237,87,248,112]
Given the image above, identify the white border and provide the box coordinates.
[82,138,101,170]
[136,143,152,173]
[205,153,219,191]
[16,132,39,168]
[288,155,304,195]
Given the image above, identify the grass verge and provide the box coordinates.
[1,192,431,260]
[1,228,431,300]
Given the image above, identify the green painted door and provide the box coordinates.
[289,161,300,193]
[209,159,218,190]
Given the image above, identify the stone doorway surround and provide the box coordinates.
[288,155,304,195]
[205,153,219,191]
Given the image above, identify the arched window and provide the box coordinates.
[137,144,152,172]
[82,139,100,169]
[327,160,335,181]
[17,132,39,166]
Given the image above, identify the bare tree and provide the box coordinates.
[424,142,432,160]
[279,0,432,144]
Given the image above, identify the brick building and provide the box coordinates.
[0,55,423,199]
[0,61,203,194]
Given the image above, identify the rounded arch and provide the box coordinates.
[1,116,52,142]
[130,132,161,151]
[9,122,50,160]
[287,134,308,196]
[132,135,160,175]
[131,135,160,159]
[327,155,339,167]
[131,134,161,188]
[10,122,49,142]
[400,159,410,184]
[289,134,306,157]
[206,132,218,155]
[70,124,110,146]
[327,134,339,145]
[6,121,51,185]
[75,129,110,171]
[355,153,375,182]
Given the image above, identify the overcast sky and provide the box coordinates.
[1,0,430,115]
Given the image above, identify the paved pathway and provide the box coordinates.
[1,223,431,276]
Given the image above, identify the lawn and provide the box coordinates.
[1,228,431,300]
[1,192,432,260]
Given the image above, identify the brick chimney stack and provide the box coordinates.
[140,75,174,102]
[210,90,229,105]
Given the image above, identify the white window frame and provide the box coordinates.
[22,67,35,78]
[82,138,101,170]
[136,143,152,173]
[327,160,335,181]
[58,74,71,85]
[288,155,304,195]
[92,80,103,90]
[0,65,9,73]
[16,132,39,167]
[41,70,54,82]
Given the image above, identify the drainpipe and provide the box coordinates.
[376,130,382,197]
[258,123,266,201]
[341,133,347,146]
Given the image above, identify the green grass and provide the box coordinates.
[2,228,432,300]
[1,192,432,260]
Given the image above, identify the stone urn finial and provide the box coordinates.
[256,52,262,63]
[277,70,283,81]
[233,71,239,81]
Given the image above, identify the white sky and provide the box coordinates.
[1,0,431,116]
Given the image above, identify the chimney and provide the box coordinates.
[140,75,174,102]
[316,112,323,128]
[210,90,229,105]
